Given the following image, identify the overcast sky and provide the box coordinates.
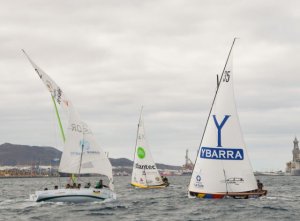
[0,0,299,171]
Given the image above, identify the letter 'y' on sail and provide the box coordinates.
[188,39,257,195]
[131,107,164,187]
[23,50,114,190]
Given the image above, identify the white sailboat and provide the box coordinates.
[188,39,267,199]
[23,50,116,202]
[131,107,169,188]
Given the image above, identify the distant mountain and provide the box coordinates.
[110,157,181,170]
[110,158,133,167]
[0,143,61,166]
[0,143,181,170]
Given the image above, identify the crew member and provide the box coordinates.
[85,182,91,188]
[257,179,263,191]
[162,176,169,186]
[95,179,103,189]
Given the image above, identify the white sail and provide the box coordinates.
[59,109,113,183]
[23,50,114,190]
[188,45,257,194]
[22,50,71,113]
[131,109,164,187]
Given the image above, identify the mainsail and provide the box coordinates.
[131,108,163,187]
[188,40,257,194]
[23,50,114,190]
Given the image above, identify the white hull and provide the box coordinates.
[30,188,116,203]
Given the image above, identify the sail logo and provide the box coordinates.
[200,147,244,160]
[222,177,244,185]
[199,115,244,160]
[71,140,100,155]
[213,115,230,147]
[137,147,146,159]
[194,174,204,188]
[45,80,62,104]
[135,163,156,170]
[80,140,90,151]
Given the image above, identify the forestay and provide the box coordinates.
[131,109,163,187]
[23,51,114,190]
[188,44,257,194]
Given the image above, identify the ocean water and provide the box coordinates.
[0,175,299,221]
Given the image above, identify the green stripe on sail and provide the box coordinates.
[51,96,66,142]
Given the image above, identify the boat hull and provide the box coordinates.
[131,182,169,189]
[30,188,116,203]
[189,190,267,199]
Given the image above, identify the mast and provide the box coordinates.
[185,149,189,166]
[132,106,144,169]
[78,122,85,178]
[78,146,84,176]
[189,38,238,186]
[23,51,114,188]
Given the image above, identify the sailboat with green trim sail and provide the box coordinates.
[23,50,116,202]
[131,107,169,188]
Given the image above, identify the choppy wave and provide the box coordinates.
[1,176,300,221]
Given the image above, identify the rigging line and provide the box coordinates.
[188,38,238,188]
[223,169,228,195]
[132,106,143,181]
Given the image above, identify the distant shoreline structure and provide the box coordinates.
[286,137,300,175]
[0,143,191,177]
[254,171,285,176]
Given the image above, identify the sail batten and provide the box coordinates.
[188,42,257,195]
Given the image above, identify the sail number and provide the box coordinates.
[223,70,230,82]
[70,123,91,134]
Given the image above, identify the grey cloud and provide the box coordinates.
[0,0,300,170]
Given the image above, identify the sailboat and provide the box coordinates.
[131,107,169,188]
[188,39,267,199]
[23,50,116,202]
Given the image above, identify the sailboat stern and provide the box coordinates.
[31,188,116,203]
[131,182,168,189]
[189,189,267,199]
[188,191,224,199]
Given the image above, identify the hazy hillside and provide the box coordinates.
[0,143,61,166]
[110,157,181,170]
[0,143,181,170]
